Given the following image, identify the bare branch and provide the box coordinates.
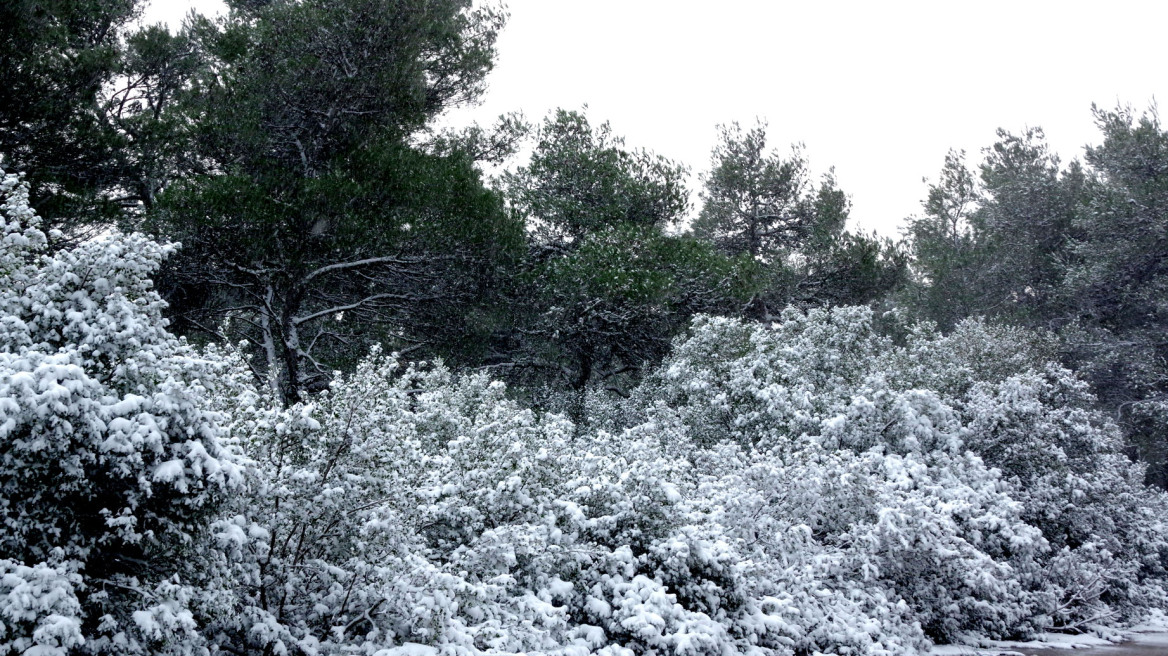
[292,293,421,326]
[301,255,433,283]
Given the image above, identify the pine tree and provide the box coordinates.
[150,0,520,402]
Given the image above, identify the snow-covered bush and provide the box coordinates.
[205,323,1027,653]
[629,307,1168,641]
[206,340,937,654]
[885,316,1168,628]
[626,310,1038,642]
[962,367,1168,629]
[208,349,754,655]
[0,169,242,654]
[0,557,84,656]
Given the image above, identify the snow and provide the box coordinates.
[0,167,241,655]
[152,459,185,482]
[374,644,439,656]
[933,631,1168,655]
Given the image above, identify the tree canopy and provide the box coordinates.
[145,0,517,401]
[693,121,847,260]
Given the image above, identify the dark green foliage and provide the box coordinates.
[1068,107,1168,331]
[156,138,522,402]
[901,105,1168,486]
[505,109,690,244]
[978,128,1084,326]
[795,231,908,309]
[0,0,141,229]
[106,22,211,212]
[694,121,905,320]
[902,131,1085,331]
[150,0,515,402]
[1062,106,1168,485]
[0,1,216,232]
[192,0,504,178]
[493,111,756,408]
[527,225,757,389]
[902,149,997,329]
[693,121,846,260]
[426,112,532,165]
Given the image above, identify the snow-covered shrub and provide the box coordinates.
[961,367,1168,629]
[876,317,1058,400]
[629,307,1168,641]
[630,309,881,451]
[628,311,1036,642]
[884,317,1168,627]
[204,304,1167,653]
[0,169,242,654]
[209,349,750,655]
[0,557,84,656]
[210,340,938,655]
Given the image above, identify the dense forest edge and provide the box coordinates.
[3,1,1168,655]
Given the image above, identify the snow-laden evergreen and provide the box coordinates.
[3,166,1168,655]
[196,311,1168,654]
[0,169,242,655]
[199,347,925,655]
[629,310,1168,639]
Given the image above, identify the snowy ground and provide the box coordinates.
[932,615,1168,655]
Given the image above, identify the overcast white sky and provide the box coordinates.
[143,0,1167,236]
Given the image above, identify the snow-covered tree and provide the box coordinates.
[194,303,1168,654]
